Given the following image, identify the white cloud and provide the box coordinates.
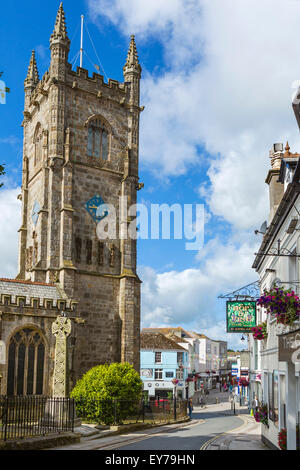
[139,235,259,348]
[88,0,184,38]
[0,136,20,146]
[88,1,299,347]
[88,0,300,230]
[0,187,21,278]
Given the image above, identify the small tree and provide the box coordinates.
[71,362,143,425]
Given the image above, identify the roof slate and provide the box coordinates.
[140,332,186,351]
[0,278,64,307]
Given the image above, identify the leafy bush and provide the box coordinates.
[70,362,143,425]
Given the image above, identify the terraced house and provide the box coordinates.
[140,332,189,400]
[252,137,300,449]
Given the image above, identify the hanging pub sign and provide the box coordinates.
[226,301,256,333]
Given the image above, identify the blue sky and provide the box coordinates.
[1,0,300,349]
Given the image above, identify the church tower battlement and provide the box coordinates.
[17,3,142,376]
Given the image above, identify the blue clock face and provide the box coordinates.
[85,195,109,223]
[32,201,40,226]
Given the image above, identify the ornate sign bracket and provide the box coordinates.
[254,239,300,259]
[218,280,260,302]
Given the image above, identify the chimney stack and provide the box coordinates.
[265,143,284,223]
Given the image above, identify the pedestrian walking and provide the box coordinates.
[250,395,259,417]
[200,394,206,408]
[188,398,193,418]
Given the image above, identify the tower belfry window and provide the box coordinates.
[87,119,108,160]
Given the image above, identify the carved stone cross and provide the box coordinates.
[52,315,72,397]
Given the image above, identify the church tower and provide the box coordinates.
[17,3,142,379]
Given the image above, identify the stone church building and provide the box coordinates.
[0,3,142,396]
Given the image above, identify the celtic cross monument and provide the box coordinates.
[52,315,72,397]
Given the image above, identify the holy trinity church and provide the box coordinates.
[0,3,142,396]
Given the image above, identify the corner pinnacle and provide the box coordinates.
[50,2,70,47]
[24,50,39,87]
[124,35,141,75]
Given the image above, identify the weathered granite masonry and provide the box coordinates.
[0,278,83,395]
[3,2,142,392]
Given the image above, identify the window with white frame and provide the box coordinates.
[263,372,268,403]
[154,369,163,380]
[268,372,274,421]
[177,352,184,365]
[155,352,162,363]
[289,248,298,294]
[279,373,286,429]
[273,371,279,427]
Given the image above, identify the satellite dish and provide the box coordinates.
[254,221,268,236]
[259,221,268,234]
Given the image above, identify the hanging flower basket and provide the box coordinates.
[257,286,300,326]
[278,428,287,450]
[239,378,249,387]
[254,403,269,427]
[251,321,268,340]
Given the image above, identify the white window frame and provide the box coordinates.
[155,351,162,364]
[279,371,287,430]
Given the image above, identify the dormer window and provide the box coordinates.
[87,118,108,160]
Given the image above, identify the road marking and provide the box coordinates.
[200,415,249,450]
[93,419,206,450]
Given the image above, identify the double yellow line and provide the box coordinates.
[200,415,249,450]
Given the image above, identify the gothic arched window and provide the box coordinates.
[33,124,43,166]
[7,328,46,396]
[87,118,109,160]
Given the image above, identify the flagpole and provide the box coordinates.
[80,15,84,68]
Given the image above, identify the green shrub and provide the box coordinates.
[70,362,143,425]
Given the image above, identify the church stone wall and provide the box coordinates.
[13,4,142,388]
